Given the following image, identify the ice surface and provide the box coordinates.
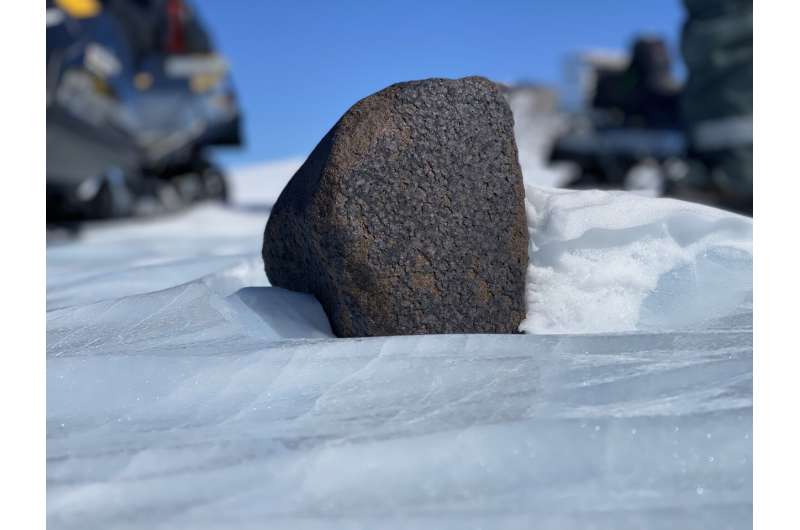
[47,160,752,529]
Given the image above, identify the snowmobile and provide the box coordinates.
[548,38,688,195]
[46,0,243,222]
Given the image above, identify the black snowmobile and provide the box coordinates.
[46,0,243,222]
[549,37,687,194]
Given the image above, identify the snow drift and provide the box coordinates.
[522,186,752,334]
[46,160,752,529]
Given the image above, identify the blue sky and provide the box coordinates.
[195,0,684,167]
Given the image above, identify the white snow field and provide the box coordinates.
[47,159,752,529]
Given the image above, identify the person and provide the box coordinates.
[669,0,753,214]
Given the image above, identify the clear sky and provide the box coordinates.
[194,0,685,167]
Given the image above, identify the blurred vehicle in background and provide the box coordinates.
[548,37,688,196]
[46,0,243,222]
[548,0,752,216]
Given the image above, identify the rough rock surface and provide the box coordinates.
[263,76,528,337]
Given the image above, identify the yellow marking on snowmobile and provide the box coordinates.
[90,74,113,97]
[55,0,101,19]
[134,72,154,91]
[190,73,222,93]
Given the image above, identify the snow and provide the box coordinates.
[47,159,752,529]
[227,156,305,206]
[506,86,574,188]
[522,186,752,334]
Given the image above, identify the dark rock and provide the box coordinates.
[262,76,528,337]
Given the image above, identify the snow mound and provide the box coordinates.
[228,157,304,206]
[47,205,270,310]
[521,186,752,334]
[506,87,573,188]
